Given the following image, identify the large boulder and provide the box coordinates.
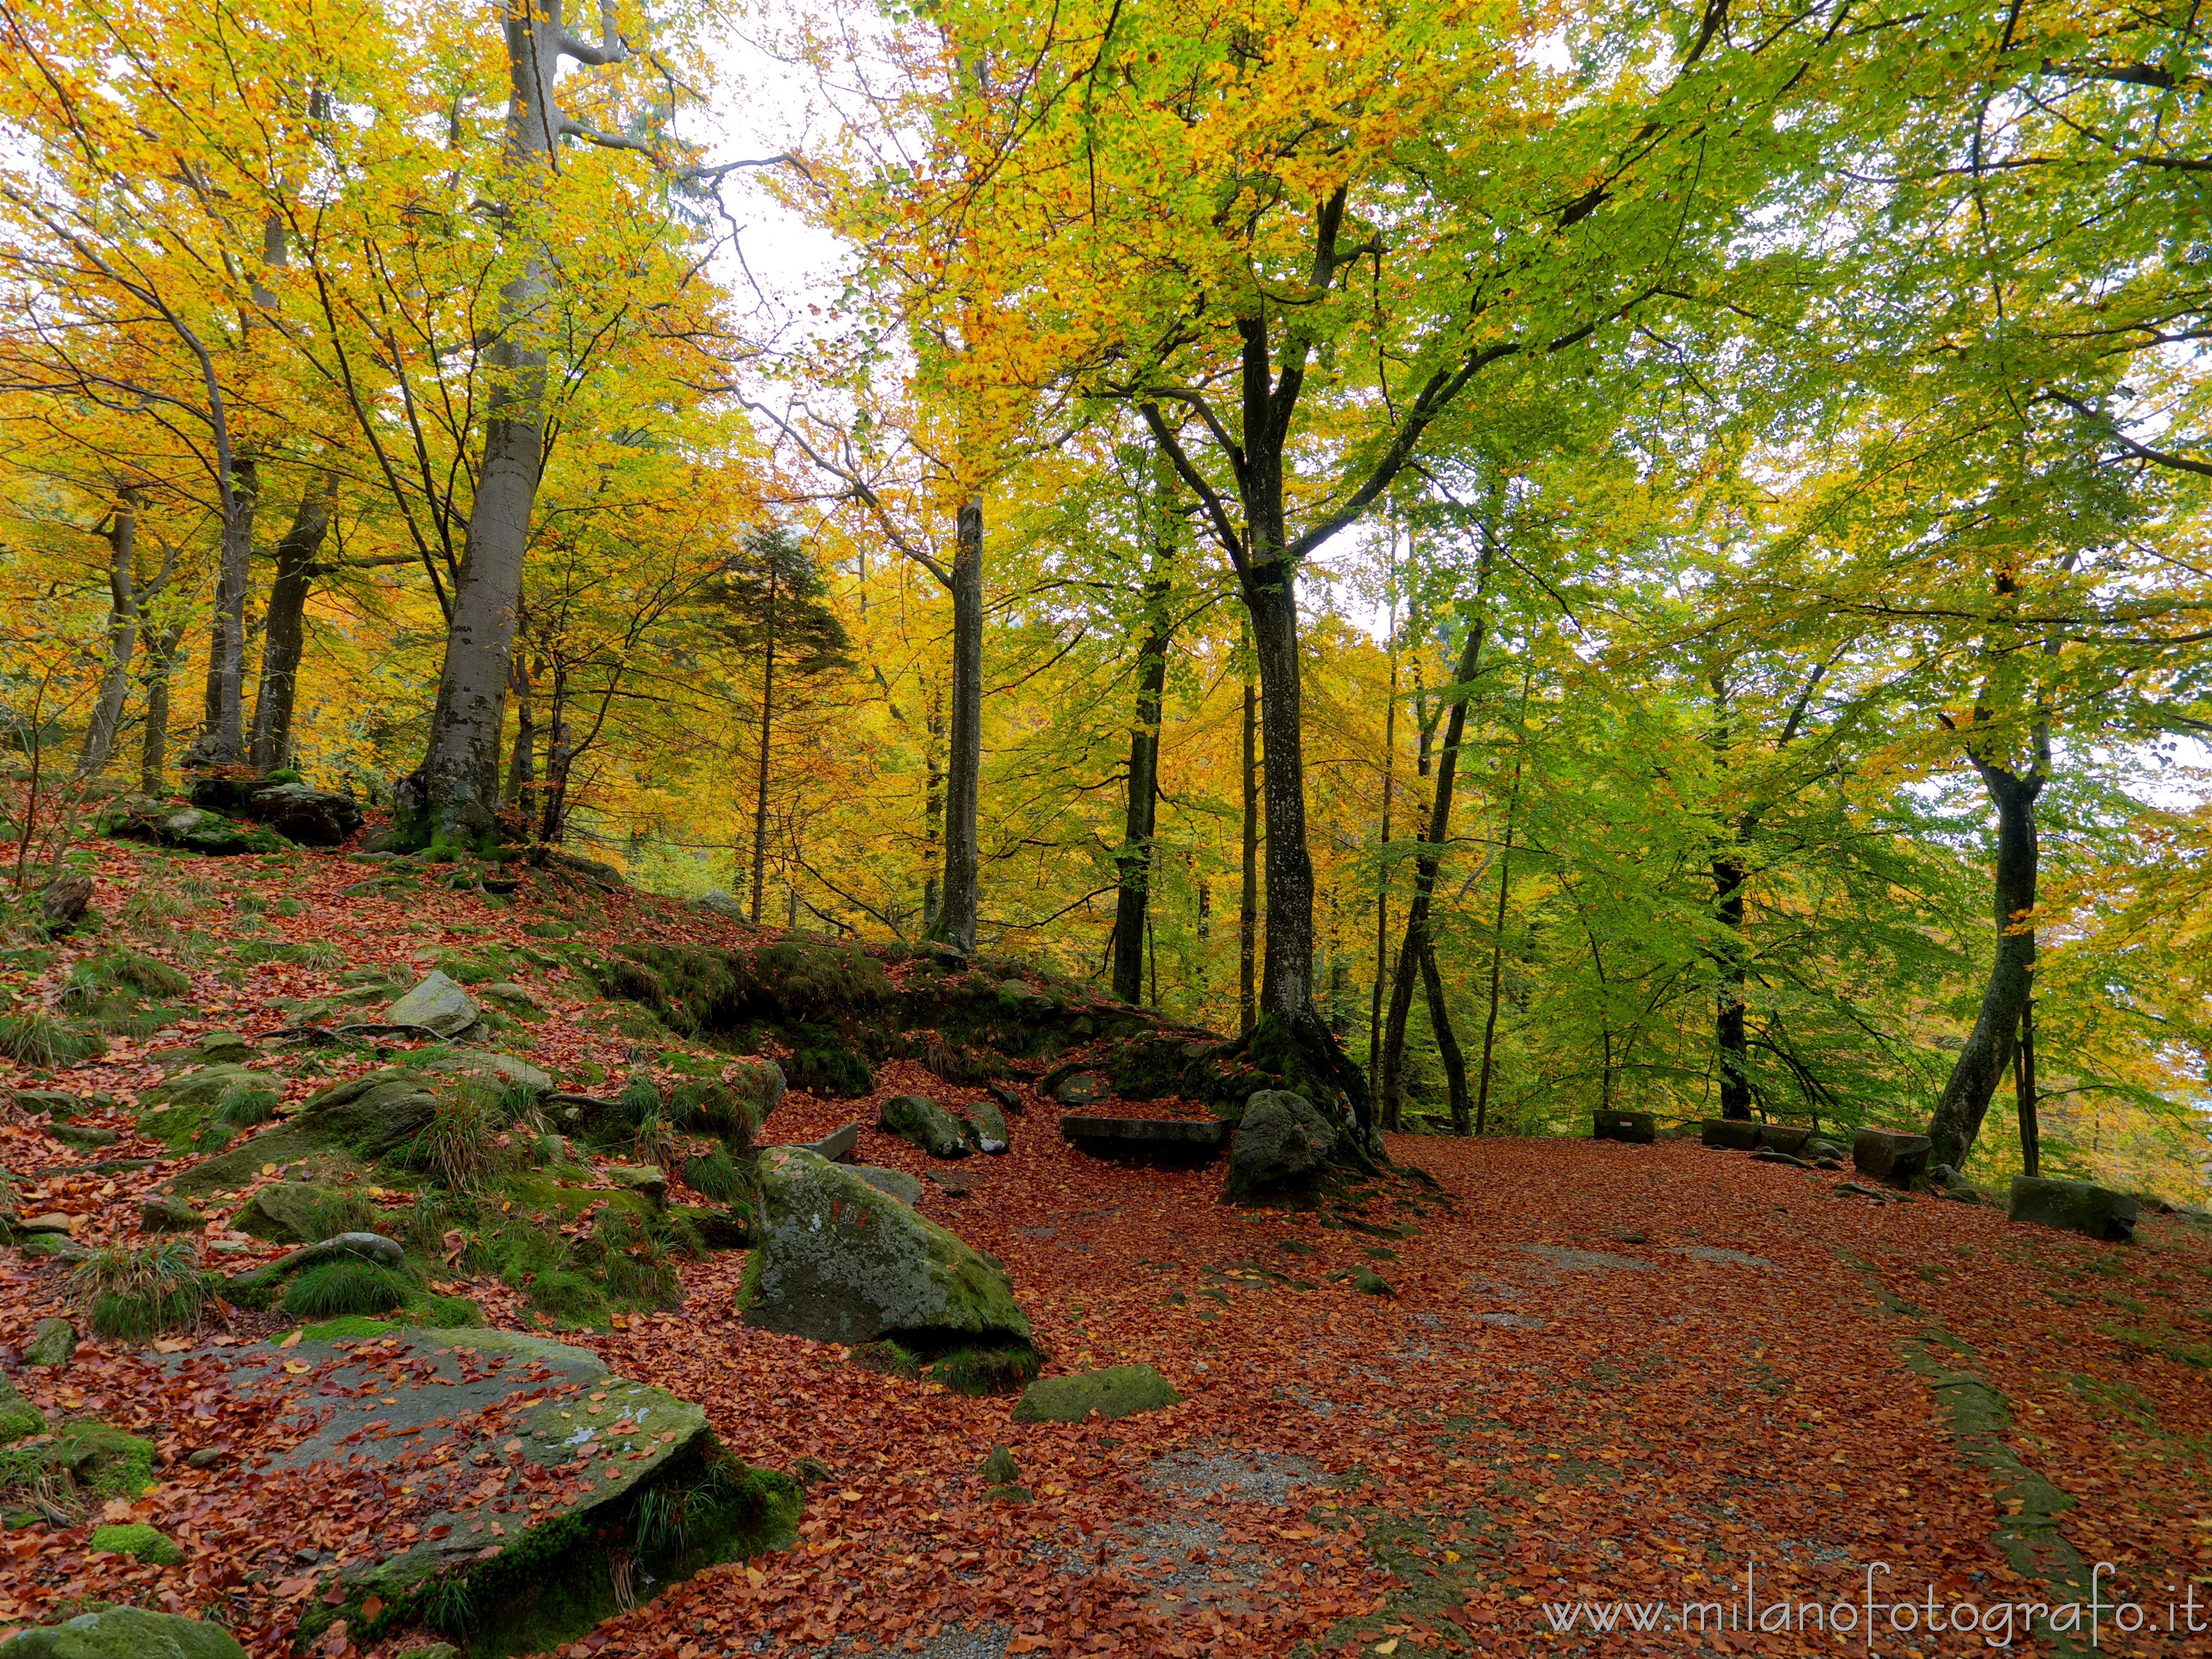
[878,1094,972,1159]
[420,1048,553,1094]
[0,1608,246,1659]
[959,1097,1011,1154]
[851,1166,925,1204]
[231,1181,343,1244]
[1853,1128,1933,1190]
[1011,1364,1178,1425]
[168,1068,438,1197]
[1700,1118,1762,1151]
[383,971,480,1037]
[1224,1091,1338,1203]
[739,1148,1031,1346]
[243,782,361,845]
[2010,1176,2139,1243]
[106,803,287,856]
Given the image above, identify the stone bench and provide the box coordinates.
[798,1121,859,1163]
[1592,1110,1655,1144]
[1700,1118,1762,1151]
[1061,1114,1230,1160]
[1852,1128,1931,1190]
[1758,1124,1812,1154]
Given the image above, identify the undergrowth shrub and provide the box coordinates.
[788,1025,871,1098]
[682,1146,745,1202]
[668,1080,758,1149]
[399,1082,526,1190]
[632,1108,682,1170]
[195,1081,281,1148]
[72,1240,209,1342]
[282,1260,411,1319]
[0,1012,105,1067]
[122,887,195,928]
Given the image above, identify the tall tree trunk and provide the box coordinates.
[751,554,779,926]
[1369,624,1397,1101]
[1419,939,1471,1133]
[1926,754,2044,1170]
[420,0,624,848]
[140,619,186,793]
[505,654,535,809]
[199,453,258,764]
[933,500,984,953]
[2015,1000,2040,1177]
[1378,536,1494,1129]
[77,490,141,780]
[923,689,944,930]
[1111,568,1172,1003]
[1473,744,1522,1136]
[1238,638,1259,1036]
[1711,848,1754,1120]
[248,470,338,771]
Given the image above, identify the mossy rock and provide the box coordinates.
[47,1425,156,1499]
[23,1319,73,1369]
[233,1181,373,1244]
[0,1380,44,1442]
[790,1028,873,1098]
[0,1607,246,1658]
[88,1522,183,1565]
[927,1342,1045,1397]
[877,1094,971,1159]
[1010,1364,1179,1424]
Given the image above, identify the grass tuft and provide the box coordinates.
[281,1260,412,1319]
[0,1011,106,1066]
[72,1240,209,1342]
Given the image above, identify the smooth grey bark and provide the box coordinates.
[420,0,626,847]
[505,653,536,809]
[1378,536,1493,1130]
[1419,938,1470,1133]
[933,499,983,954]
[750,554,778,926]
[1238,638,1259,1035]
[197,453,258,764]
[923,689,943,931]
[1926,743,2045,1171]
[1368,632,1397,1100]
[248,470,338,771]
[1111,566,1172,1004]
[139,617,186,793]
[76,491,142,780]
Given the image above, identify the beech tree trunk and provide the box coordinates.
[934,499,984,954]
[421,0,624,848]
[1926,754,2044,1171]
[140,618,186,793]
[1711,849,1754,1119]
[1111,569,1172,1004]
[2016,1001,2041,1177]
[248,471,337,772]
[77,491,141,780]
[923,690,943,930]
[1419,939,1471,1133]
[751,554,778,926]
[505,655,536,809]
[1378,558,1491,1128]
[1238,645,1259,1035]
[199,452,258,764]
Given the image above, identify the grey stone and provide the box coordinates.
[1757,1125,1813,1154]
[850,1165,924,1204]
[0,1607,248,1659]
[1224,1091,1338,1203]
[39,872,92,933]
[739,1147,1031,1346]
[801,1119,860,1162]
[1054,1071,1105,1106]
[420,1048,553,1094]
[1060,1114,1231,1155]
[1750,1149,1813,1168]
[1011,1364,1178,1424]
[1805,1138,1847,1160]
[138,1194,205,1234]
[45,1121,119,1150]
[2009,1176,2139,1243]
[878,1094,972,1159]
[1700,1118,1762,1151]
[605,1164,668,1203]
[1592,1109,1655,1144]
[959,1097,1011,1154]
[150,1327,796,1657]
[1852,1127,1933,1190]
[244,783,362,846]
[24,1318,74,1369]
[382,971,480,1037]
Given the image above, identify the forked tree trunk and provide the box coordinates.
[1926,754,2043,1171]
[77,491,142,780]
[420,0,625,849]
[1111,569,1172,1003]
[249,471,338,771]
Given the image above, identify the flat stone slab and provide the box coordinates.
[1061,1115,1230,1156]
[1853,1127,1933,1189]
[1591,1110,1655,1144]
[1757,1125,1813,1154]
[157,1327,795,1657]
[2010,1176,2139,1243]
[1700,1118,1762,1151]
[798,1120,860,1162]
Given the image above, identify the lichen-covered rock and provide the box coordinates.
[1852,1128,1933,1190]
[878,1094,972,1159]
[2009,1176,2140,1243]
[231,1181,343,1244]
[244,782,362,846]
[1011,1364,1178,1424]
[605,1164,668,1203]
[383,971,480,1037]
[169,1068,438,1197]
[739,1148,1030,1346]
[1224,1091,1338,1203]
[420,1049,553,1094]
[88,1522,183,1564]
[959,1098,1010,1154]
[0,1608,247,1659]
[23,1317,74,1369]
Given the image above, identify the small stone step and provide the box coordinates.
[1060,1115,1230,1157]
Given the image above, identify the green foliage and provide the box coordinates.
[681,1145,745,1202]
[72,1240,208,1342]
[281,1260,413,1319]
[398,1080,526,1191]
[0,1011,105,1066]
[788,1024,871,1098]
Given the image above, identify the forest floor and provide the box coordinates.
[2,839,2210,1658]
